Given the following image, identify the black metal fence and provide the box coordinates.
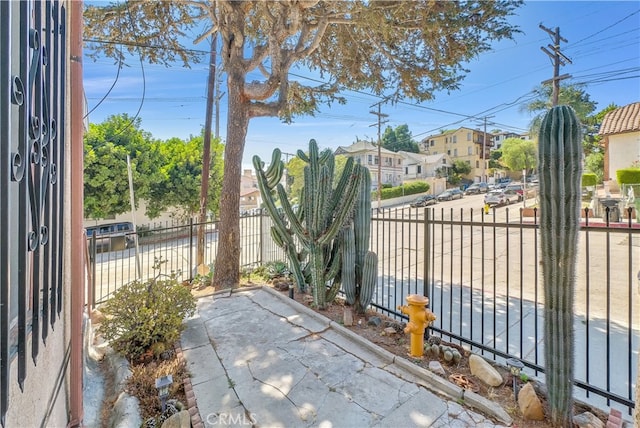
[88,207,638,415]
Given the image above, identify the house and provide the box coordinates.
[399,151,452,180]
[492,131,527,150]
[240,169,261,213]
[419,127,491,182]
[599,102,640,183]
[335,140,403,189]
[1,1,84,426]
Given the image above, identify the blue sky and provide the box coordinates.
[83,1,640,168]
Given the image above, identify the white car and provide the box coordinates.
[484,189,521,207]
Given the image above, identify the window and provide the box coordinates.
[468,146,473,155]
[368,154,372,164]
[453,149,458,157]
[430,140,434,146]
[417,165,422,174]
[467,132,472,141]
[397,158,401,165]
[476,160,479,168]
[374,156,379,165]
[452,135,457,143]
[405,167,408,174]
[447,150,451,155]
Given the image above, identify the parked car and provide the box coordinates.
[505,182,536,198]
[464,183,489,195]
[409,194,437,208]
[437,188,464,201]
[484,189,521,206]
[85,221,135,252]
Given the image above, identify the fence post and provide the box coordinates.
[90,234,97,308]
[259,210,264,265]
[423,207,430,301]
[189,217,194,281]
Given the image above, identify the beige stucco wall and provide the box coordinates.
[608,131,640,181]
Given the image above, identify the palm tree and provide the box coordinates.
[520,83,597,139]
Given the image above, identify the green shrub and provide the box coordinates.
[616,168,640,184]
[373,181,430,200]
[99,260,196,361]
[582,173,597,187]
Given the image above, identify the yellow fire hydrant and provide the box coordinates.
[398,294,436,357]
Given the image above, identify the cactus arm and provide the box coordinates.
[354,167,372,282]
[342,225,357,305]
[318,172,361,247]
[357,251,378,313]
[538,105,582,427]
[276,184,306,240]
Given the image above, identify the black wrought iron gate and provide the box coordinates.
[0,1,66,424]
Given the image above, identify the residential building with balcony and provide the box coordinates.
[335,140,403,189]
[419,127,491,182]
[492,131,527,149]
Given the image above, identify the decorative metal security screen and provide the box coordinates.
[0,1,66,424]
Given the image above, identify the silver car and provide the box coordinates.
[484,189,521,207]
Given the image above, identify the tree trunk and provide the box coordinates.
[212,70,249,289]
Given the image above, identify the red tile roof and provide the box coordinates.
[599,102,640,136]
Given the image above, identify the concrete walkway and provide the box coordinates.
[180,286,511,428]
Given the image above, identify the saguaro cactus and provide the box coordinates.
[538,105,582,427]
[254,139,364,309]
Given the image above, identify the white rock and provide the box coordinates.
[468,354,503,387]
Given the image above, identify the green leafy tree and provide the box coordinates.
[83,114,163,219]
[582,103,617,156]
[382,124,419,153]
[500,138,537,173]
[489,148,502,169]
[520,83,597,139]
[85,1,522,288]
[584,152,604,183]
[146,135,224,222]
[447,159,472,185]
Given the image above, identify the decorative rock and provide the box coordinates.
[161,410,191,428]
[573,411,604,428]
[468,354,503,387]
[428,361,446,376]
[518,382,545,421]
[343,307,354,326]
[367,316,382,327]
[382,327,396,335]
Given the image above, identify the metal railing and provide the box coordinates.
[88,207,638,415]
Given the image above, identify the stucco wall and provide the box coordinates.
[608,131,640,181]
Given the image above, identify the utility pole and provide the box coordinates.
[197,35,217,272]
[475,116,494,183]
[370,100,389,209]
[214,65,224,139]
[539,24,572,106]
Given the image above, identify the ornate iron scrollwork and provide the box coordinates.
[1,1,66,424]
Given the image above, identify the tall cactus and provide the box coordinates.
[254,139,363,309]
[342,167,378,313]
[538,105,582,427]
